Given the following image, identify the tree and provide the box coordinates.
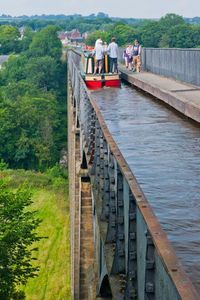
[20,27,34,51]
[0,181,40,299]
[24,56,61,91]
[159,33,170,48]
[86,24,136,46]
[108,24,136,46]
[28,25,62,60]
[192,25,200,47]
[169,24,195,48]
[0,25,20,54]
[0,25,67,171]
[160,13,185,28]
[0,90,59,170]
[140,21,163,47]
[86,30,110,46]
[0,55,27,84]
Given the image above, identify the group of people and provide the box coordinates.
[123,40,142,72]
[92,37,142,75]
[93,37,119,75]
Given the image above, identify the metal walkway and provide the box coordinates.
[92,83,200,291]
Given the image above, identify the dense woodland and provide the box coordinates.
[85,14,200,47]
[0,25,67,170]
[0,24,68,299]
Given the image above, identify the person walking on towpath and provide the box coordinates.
[107,37,119,73]
[125,44,133,71]
[93,39,104,75]
[123,45,129,68]
[132,39,142,72]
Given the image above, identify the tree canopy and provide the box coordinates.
[86,13,200,48]
[28,25,62,59]
[0,25,67,171]
[0,25,20,54]
[0,181,40,299]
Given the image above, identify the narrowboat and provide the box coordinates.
[81,51,121,90]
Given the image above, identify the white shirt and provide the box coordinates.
[93,44,104,60]
[107,42,118,58]
[95,39,103,47]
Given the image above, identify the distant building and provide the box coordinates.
[82,32,89,40]
[58,31,68,40]
[58,29,84,45]
[67,29,83,42]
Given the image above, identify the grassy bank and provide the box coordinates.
[0,169,71,300]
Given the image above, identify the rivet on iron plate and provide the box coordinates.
[171,268,178,272]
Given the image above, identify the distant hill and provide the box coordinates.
[185,17,200,24]
[0,13,200,24]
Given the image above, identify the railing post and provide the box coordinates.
[111,168,126,276]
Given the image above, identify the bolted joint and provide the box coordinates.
[146,235,154,245]
[130,251,137,260]
[130,232,136,240]
[129,271,136,280]
[111,221,116,228]
[118,216,124,225]
[129,213,136,220]
[111,207,116,213]
[118,233,124,241]
[145,282,155,293]
[118,200,124,207]
[110,191,115,199]
[146,260,155,270]
[110,176,115,184]
[118,249,125,257]
[130,288,137,300]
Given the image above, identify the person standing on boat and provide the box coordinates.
[125,44,133,71]
[107,37,119,73]
[93,40,104,75]
[132,39,142,72]
[95,38,103,47]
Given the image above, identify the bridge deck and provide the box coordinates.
[92,83,200,291]
[119,65,200,123]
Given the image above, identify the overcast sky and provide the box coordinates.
[0,0,200,18]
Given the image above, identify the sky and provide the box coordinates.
[0,0,200,18]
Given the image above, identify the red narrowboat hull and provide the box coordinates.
[85,80,103,89]
[104,74,121,88]
[85,74,121,90]
[104,79,121,88]
[85,75,103,90]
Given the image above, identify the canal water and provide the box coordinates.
[92,83,200,291]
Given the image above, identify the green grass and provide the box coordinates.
[0,169,71,300]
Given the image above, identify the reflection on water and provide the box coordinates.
[92,83,200,291]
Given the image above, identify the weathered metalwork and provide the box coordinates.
[68,50,200,300]
[142,48,200,86]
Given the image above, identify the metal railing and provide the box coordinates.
[142,48,200,86]
[68,50,199,300]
